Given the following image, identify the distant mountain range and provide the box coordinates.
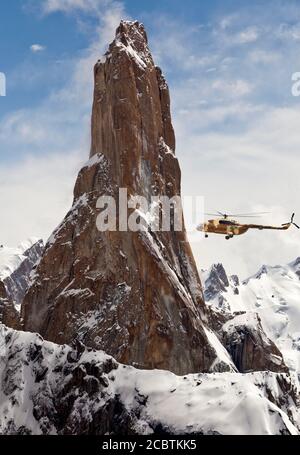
[201,258,300,375]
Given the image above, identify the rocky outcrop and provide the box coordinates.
[221,312,288,373]
[203,264,230,301]
[0,324,298,435]
[202,264,289,373]
[0,239,43,330]
[202,260,300,375]
[202,263,240,311]
[0,282,20,330]
[22,21,234,375]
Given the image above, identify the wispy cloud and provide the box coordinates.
[219,14,238,31]
[30,44,46,53]
[147,5,300,275]
[0,151,83,246]
[42,0,111,14]
[211,79,253,97]
[0,0,127,244]
[234,26,260,44]
[249,49,280,63]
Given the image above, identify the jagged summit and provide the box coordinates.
[110,21,151,69]
[91,19,175,172]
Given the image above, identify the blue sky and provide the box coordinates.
[1,0,300,276]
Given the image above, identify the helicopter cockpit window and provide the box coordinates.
[219,220,234,225]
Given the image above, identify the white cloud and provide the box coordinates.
[177,105,300,277]
[42,0,116,15]
[249,49,279,63]
[278,22,300,41]
[0,0,126,245]
[236,26,259,44]
[211,79,253,98]
[149,11,300,275]
[219,14,238,30]
[0,151,83,246]
[30,44,46,53]
[2,0,126,147]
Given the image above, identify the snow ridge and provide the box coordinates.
[202,258,300,376]
[0,324,298,435]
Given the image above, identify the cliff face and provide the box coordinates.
[22,21,235,375]
[0,282,20,330]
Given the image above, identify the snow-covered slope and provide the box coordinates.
[202,259,300,375]
[0,239,43,309]
[0,324,299,435]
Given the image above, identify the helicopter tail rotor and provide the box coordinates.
[292,213,300,229]
[282,213,300,229]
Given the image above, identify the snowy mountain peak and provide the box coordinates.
[0,239,39,281]
[202,263,240,306]
[202,257,300,375]
[204,263,229,293]
[290,257,300,278]
[106,20,153,72]
[0,239,44,311]
[290,257,300,267]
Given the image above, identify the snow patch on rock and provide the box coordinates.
[0,324,299,435]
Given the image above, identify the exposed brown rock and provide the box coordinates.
[22,21,235,375]
[0,281,20,330]
[221,312,288,373]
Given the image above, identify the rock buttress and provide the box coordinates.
[22,21,235,375]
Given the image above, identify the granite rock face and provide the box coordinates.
[221,312,288,373]
[22,21,234,375]
[0,283,20,330]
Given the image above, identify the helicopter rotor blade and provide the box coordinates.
[293,223,300,229]
[204,211,271,217]
[203,211,271,220]
[228,212,271,216]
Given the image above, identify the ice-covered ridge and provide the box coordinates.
[121,41,147,69]
[83,153,105,169]
[0,324,298,435]
[202,258,300,375]
[46,193,90,249]
[0,238,40,280]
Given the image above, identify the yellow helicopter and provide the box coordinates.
[197,212,299,240]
